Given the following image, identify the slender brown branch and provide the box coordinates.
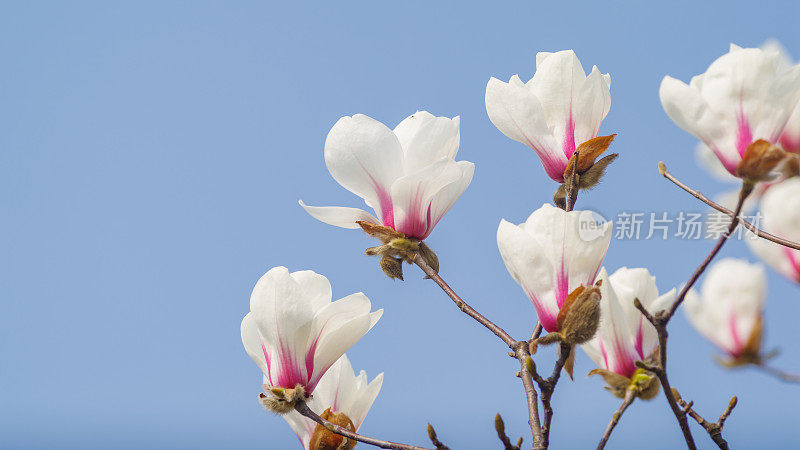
[414,254,515,347]
[414,254,544,446]
[596,388,636,450]
[666,179,751,319]
[630,177,746,449]
[533,343,572,450]
[672,389,737,450]
[756,363,800,383]
[294,401,432,450]
[659,162,800,251]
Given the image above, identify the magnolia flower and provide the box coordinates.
[282,355,383,449]
[300,111,474,240]
[747,178,800,284]
[660,44,800,176]
[241,267,382,405]
[486,50,612,182]
[497,203,612,332]
[581,267,675,397]
[684,258,766,363]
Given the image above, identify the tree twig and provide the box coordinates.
[294,401,432,450]
[414,254,544,446]
[659,162,800,251]
[672,389,737,450]
[596,388,636,450]
[414,254,515,347]
[533,343,572,450]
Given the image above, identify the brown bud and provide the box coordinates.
[631,369,661,400]
[418,241,439,274]
[380,255,404,281]
[552,184,567,210]
[588,369,631,399]
[357,221,405,243]
[556,285,602,345]
[563,345,576,380]
[735,139,791,181]
[578,153,618,189]
[308,408,356,450]
[561,134,617,190]
[258,384,306,414]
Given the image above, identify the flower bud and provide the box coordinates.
[258,384,306,414]
[558,285,602,345]
[380,255,404,281]
[735,139,791,182]
[418,241,439,274]
[308,408,357,450]
[534,284,602,347]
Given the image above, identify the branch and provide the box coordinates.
[634,171,745,450]
[533,343,572,450]
[414,254,544,446]
[659,162,800,251]
[673,389,737,450]
[664,175,751,320]
[414,254,515,347]
[294,401,432,450]
[596,388,636,450]
[756,363,800,383]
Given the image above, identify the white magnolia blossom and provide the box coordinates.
[581,267,675,378]
[283,355,383,449]
[497,203,612,332]
[747,178,800,284]
[660,44,800,176]
[486,50,611,182]
[684,258,766,358]
[241,267,382,393]
[761,39,800,153]
[300,111,474,240]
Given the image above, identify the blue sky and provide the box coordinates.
[2,1,800,449]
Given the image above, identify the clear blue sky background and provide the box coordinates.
[3,1,800,449]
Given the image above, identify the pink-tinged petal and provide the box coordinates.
[421,161,474,239]
[497,218,560,331]
[390,159,461,239]
[485,76,566,181]
[735,106,754,158]
[299,200,380,230]
[683,259,766,356]
[310,293,381,390]
[324,114,404,225]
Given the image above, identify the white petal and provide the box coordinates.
[659,76,734,171]
[299,200,379,229]
[290,269,333,311]
[310,293,380,386]
[394,111,461,173]
[485,76,565,181]
[324,114,404,223]
[241,313,267,375]
[573,65,611,145]
[423,161,475,235]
